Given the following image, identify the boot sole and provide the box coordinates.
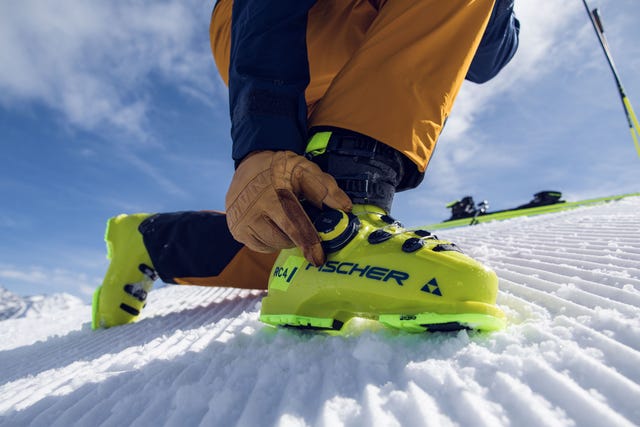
[260,314,345,331]
[260,311,505,333]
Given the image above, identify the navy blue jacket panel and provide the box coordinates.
[467,0,520,83]
[229,0,316,166]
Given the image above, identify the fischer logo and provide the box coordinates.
[305,261,409,286]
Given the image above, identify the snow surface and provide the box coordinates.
[1,197,640,427]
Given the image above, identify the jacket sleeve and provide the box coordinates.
[466,0,520,84]
[229,0,317,166]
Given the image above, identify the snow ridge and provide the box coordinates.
[1,198,640,426]
[0,287,84,321]
[0,286,27,320]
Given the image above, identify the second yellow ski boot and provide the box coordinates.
[92,213,158,329]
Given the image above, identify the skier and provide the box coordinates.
[93,0,520,332]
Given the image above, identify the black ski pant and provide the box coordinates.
[138,211,277,290]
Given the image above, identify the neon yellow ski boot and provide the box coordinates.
[259,205,505,333]
[92,213,158,329]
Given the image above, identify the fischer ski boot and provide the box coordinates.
[259,205,505,333]
[92,213,158,329]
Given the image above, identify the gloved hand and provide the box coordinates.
[225,150,352,266]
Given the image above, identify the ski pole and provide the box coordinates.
[581,1,640,158]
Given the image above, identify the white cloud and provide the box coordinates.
[444,0,585,142]
[0,265,101,299]
[0,0,220,140]
[394,1,610,224]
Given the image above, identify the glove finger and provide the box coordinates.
[229,212,293,253]
[253,221,295,252]
[276,189,325,266]
[295,162,352,212]
[256,215,297,249]
[243,235,277,254]
[322,175,353,211]
[233,224,277,254]
[234,232,272,253]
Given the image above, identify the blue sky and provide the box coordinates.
[1,0,639,300]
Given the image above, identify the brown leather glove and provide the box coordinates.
[225,150,352,266]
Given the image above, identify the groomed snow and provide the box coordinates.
[1,197,639,426]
